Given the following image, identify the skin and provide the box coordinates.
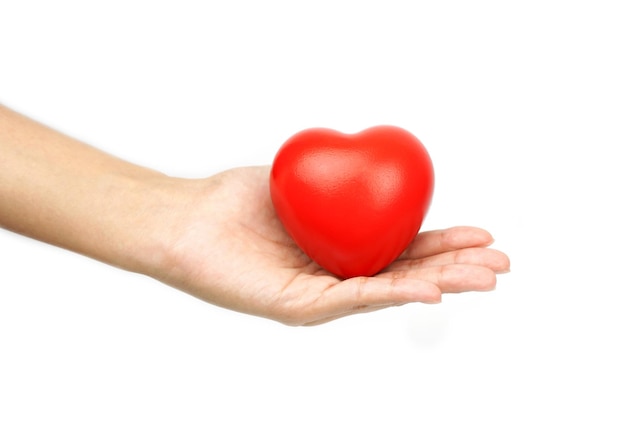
[0,105,510,326]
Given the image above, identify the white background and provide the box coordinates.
[1,1,625,425]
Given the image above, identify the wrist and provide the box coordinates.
[106,173,185,276]
[119,174,209,285]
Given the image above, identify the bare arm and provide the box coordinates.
[0,104,173,273]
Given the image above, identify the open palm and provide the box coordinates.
[157,166,509,326]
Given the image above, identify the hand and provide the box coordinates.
[151,166,510,326]
[0,106,508,326]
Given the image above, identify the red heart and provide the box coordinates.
[270,126,434,278]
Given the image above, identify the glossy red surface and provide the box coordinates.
[270,126,434,278]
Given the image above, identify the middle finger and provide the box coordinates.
[386,247,510,273]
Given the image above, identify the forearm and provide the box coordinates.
[0,105,174,274]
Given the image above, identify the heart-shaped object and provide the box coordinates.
[270,126,434,278]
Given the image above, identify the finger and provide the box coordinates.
[389,247,510,273]
[399,226,495,260]
[306,276,442,323]
[379,264,497,293]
